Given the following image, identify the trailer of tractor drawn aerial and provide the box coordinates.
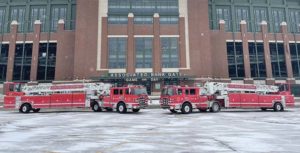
[3,82,149,113]
[160,82,295,114]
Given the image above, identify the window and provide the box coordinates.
[235,7,250,32]
[290,43,300,77]
[71,5,76,30]
[108,16,128,24]
[134,16,153,24]
[0,44,9,81]
[113,89,119,95]
[160,16,178,24]
[108,38,127,69]
[269,42,287,78]
[190,89,196,95]
[249,42,266,78]
[161,37,179,68]
[227,42,245,78]
[108,0,179,22]
[119,89,123,95]
[132,0,156,15]
[0,7,6,33]
[37,43,57,81]
[135,37,153,68]
[289,9,300,33]
[216,6,231,31]
[10,6,26,32]
[13,43,32,81]
[185,89,189,95]
[178,89,183,95]
[51,5,67,31]
[156,0,179,15]
[29,6,46,32]
[253,7,268,32]
[108,0,130,14]
[271,8,285,33]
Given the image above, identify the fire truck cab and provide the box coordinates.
[160,86,212,114]
[90,86,149,113]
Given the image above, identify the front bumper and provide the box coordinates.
[161,104,181,110]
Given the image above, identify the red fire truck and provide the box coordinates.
[3,82,148,114]
[160,82,295,114]
[92,86,149,113]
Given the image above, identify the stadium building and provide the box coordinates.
[0,0,300,94]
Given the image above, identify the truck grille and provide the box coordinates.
[162,98,169,106]
[138,98,147,108]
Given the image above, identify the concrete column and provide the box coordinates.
[217,20,230,78]
[127,13,134,73]
[30,20,41,81]
[153,13,161,73]
[240,20,253,84]
[261,21,275,85]
[280,22,295,84]
[55,19,65,80]
[179,16,186,68]
[219,20,226,31]
[6,21,18,81]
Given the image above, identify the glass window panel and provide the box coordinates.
[216,6,231,31]
[13,43,32,81]
[269,42,287,78]
[0,8,6,33]
[249,42,266,78]
[0,44,9,80]
[235,7,250,32]
[161,37,178,68]
[272,8,285,33]
[51,5,67,31]
[29,6,46,32]
[227,42,245,78]
[10,6,26,32]
[108,38,127,69]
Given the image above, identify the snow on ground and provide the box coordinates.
[0,108,300,153]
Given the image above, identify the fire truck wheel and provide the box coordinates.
[117,102,127,113]
[274,102,284,112]
[19,104,31,113]
[181,103,192,114]
[210,102,221,113]
[170,109,177,113]
[133,109,140,113]
[92,103,102,112]
[32,108,40,113]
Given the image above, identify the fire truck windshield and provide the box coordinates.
[132,88,147,95]
[161,88,174,96]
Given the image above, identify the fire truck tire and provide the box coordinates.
[170,109,177,113]
[133,109,140,113]
[92,102,102,112]
[181,102,192,114]
[19,104,31,113]
[210,102,221,113]
[273,102,284,112]
[117,102,127,113]
[32,108,40,113]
